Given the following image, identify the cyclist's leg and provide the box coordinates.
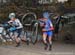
[43,31,48,50]
[48,31,53,51]
[15,35,20,47]
[15,29,22,47]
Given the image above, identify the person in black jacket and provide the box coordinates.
[54,14,61,41]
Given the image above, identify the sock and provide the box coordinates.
[44,43,48,50]
[49,41,52,51]
[49,41,52,45]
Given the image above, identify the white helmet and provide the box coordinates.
[9,13,16,19]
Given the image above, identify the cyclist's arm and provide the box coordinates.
[39,20,45,27]
[8,20,13,24]
[49,20,54,31]
[15,19,23,29]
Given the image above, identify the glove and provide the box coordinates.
[49,27,54,31]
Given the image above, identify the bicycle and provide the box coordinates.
[21,12,39,45]
[0,23,16,45]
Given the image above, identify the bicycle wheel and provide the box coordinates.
[21,12,37,26]
[31,22,38,45]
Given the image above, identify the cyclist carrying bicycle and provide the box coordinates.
[8,13,23,47]
[39,11,54,51]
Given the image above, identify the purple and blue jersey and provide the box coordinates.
[44,19,53,31]
[41,11,54,37]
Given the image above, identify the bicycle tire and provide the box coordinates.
[31,22,38,45]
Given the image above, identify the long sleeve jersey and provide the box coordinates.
[8,19,23,29]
